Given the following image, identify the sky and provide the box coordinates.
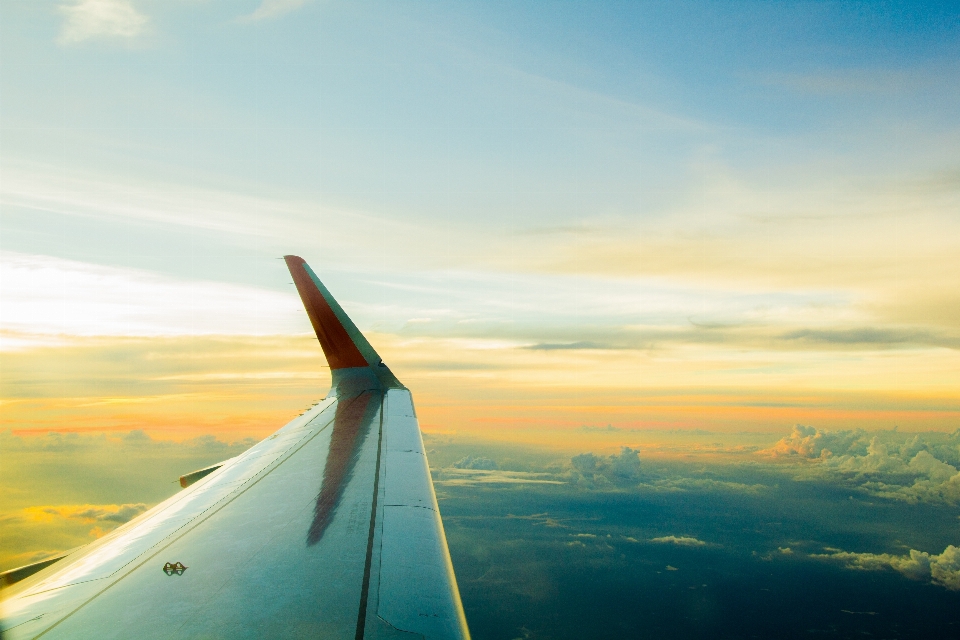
[2,1,960,440]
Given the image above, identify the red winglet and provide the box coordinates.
[285,256,368,370]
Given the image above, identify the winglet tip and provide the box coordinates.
[285,255,372,371]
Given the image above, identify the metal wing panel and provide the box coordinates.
[1,397,346,639]
[20,394,382,639]
[371,389,470,640]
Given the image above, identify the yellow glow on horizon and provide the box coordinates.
[2,332,957,445]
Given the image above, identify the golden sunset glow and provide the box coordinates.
[3,330,958,448]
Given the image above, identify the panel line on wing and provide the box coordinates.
[355,394,385,640]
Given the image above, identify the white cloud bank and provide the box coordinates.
[58,0,147,44]
[765,425,960,504]
[0,252,304,348]
[816,546,960,591]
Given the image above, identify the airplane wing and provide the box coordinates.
[1,256,471,640]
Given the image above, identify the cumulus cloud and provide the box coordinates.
[570,447,641,488]
[58,0,147,44]
[608,447,641,482]
[650,535,709,547]
[815,545,960,591]
[571,452,601,475]
[764,424,868,458]
[765,425,960,504]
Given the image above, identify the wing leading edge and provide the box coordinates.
[0,257,470,640]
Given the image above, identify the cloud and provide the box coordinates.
[524,342,610,351]
[0,429,256,457]
[434,469,563,486]
[778,327,952,348]
[647,478,766,494]
[764,426,960,504]
[608,447,641,482]
[570,447,641,488]
[650,535,708,547]
[0,333,331,440]
[0,252,304,344]
[571,453,601,476]
[764,424,868,458]
[577,425,622,433]
[815,545,960,591]
[24,503,147,525]
[237,0,309,23]
[502,513,568,528]
[58,0,147,44]
[453,455,499,470]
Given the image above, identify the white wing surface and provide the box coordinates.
[0,256,470,640]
